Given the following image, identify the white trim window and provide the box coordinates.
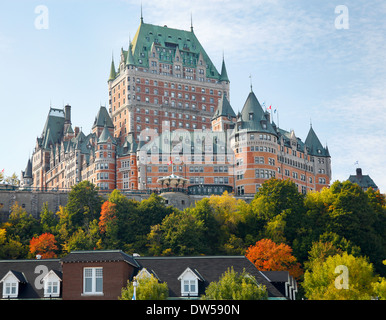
[42,270,62,298]
[0,271,24,299]
[83,267,103,296]
[177,267,202,297]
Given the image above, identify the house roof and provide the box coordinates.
[0,259,62,299]
[348,168,378,190]
[61,250,140,268]
[261,270,290,283]
[134,256,284,298]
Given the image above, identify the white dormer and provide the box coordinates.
[137,268,160,281]
[177,267,203,297]
[0,270,26,299]
[42,270,62,298]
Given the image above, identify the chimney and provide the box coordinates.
[356,168,362,177]
[64,105,71,124]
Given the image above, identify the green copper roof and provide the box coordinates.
[129,21,221,79]
[119,132,137,155]
[126,43,135,66]
[108,57,116,81]
[237,91,277,135]
[98,124,116,145]
[92,106,114,129]
[304,126,328,156]
[212,95,236,120]
[219,58,229,82]
[40,108,66,149]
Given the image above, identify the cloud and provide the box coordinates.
[318,81,386,191]
[138,0,330,63]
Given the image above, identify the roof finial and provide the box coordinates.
[249,74,253,92]
[190,13,194,32]
[140,2,143,23]
[310,118,312,128]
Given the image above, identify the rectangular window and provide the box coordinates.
[83,267,103,295]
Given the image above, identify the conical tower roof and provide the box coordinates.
[219,57,229,82]
[108,56,116,81]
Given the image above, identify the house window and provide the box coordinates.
[83,267,103,295]
[183,280,196,293]
[43,270,62,298]
[0,271,24,299]
[3,281,17,298]
[178,267,201,297]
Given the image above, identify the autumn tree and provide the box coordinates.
[201,267,268,300]
[246,239,303,279]
[29,233,58,259]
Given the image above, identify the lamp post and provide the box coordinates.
[132,277,138,300]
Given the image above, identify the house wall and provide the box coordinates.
[61,261,136,300]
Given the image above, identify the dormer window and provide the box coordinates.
[43,270,62,298]
[0,271,26,299]
[177,267,204,297]
[249,113,253,120]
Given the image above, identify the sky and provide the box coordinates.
[0,0,385,192]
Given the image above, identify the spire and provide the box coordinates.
[108,54,116,81]
[219,54,229,82]
[140,2,143,24]
[126,39,135,66]
[190,13,194,32]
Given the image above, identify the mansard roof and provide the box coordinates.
[127,21,221,79]
[348,168,378,190]
[39,108,66,149]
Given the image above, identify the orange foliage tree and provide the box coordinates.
[29,233,58,259]
[98,201,117,233]
[246,239,303,279]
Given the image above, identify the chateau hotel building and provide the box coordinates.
[22,18,331,195]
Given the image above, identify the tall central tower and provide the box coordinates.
[107,17,230,144]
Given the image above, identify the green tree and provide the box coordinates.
[147,210,208,256]
[201,267,268,300]
[4,202,41,246]
[63,219,100,253]
[251,179,307,260]
[303,252,378,300]
[40,202,58,234]
[65,181,103,231]
[120,275,169,300]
